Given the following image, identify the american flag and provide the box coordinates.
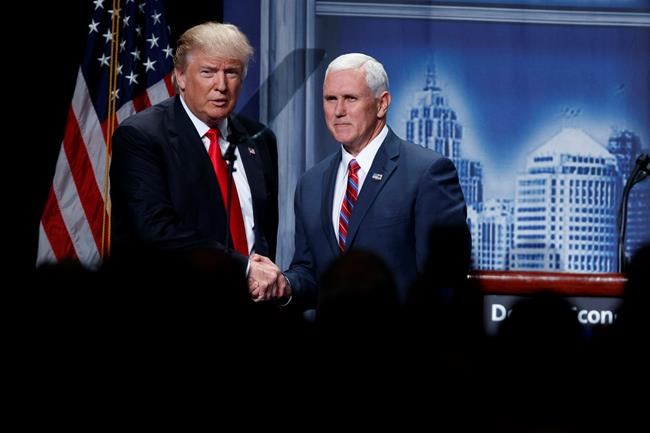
[37,0,174,269]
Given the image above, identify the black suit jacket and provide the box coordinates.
[110,96,278,270]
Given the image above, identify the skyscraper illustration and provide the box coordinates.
[607,129,650,262]
[510,128,619,272]
[468,199,514,270]
[406,64,483,207]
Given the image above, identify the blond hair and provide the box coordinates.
[174,22,254,78]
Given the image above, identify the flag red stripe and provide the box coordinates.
[63,107,106,253]
[132,90,152,112]
[164,73,174,95]
[41,186,79,261]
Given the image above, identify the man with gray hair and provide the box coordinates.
[111,22,282,288]
[255,52,469,309]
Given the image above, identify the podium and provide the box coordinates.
[468,270,627,336]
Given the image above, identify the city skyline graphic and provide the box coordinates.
[403,62,649,272]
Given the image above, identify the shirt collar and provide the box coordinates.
[340,125,388,174]
[179,94,229,140]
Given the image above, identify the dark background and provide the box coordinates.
[24,1,223,273]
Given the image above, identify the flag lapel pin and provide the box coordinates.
[248,147,256,155]
[372,173,383,181]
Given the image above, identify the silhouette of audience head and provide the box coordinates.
[406,222,480,344]
[497,292,582,347]
[409,222,472,307]
[422,222,472,288]
[316,249,398,333]
[489,292,586,430]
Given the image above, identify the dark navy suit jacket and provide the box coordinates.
[110,96,278,270]
[285,129,468,308]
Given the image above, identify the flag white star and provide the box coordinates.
[93,0,104,10]
[97,53,110,67]
[146,34,159,48]
[102,30,113,43]
[163,45,173,58]
[144,58,157,72]
[151,11,162,25]
[130,48,141,61]
[88,19,99,34]
[126,71,139,85]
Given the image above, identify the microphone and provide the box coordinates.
[222,115,270,256]
[617,153,649,272]
[635,153,649,181]
[228,114,269,145]
[247,129,267,141]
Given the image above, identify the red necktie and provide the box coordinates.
[338,159,360,253]
[206,128,249,256]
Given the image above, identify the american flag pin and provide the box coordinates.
[372,173,383,181]
[248,147,256,155]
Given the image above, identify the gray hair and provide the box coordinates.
[174,22,254,79]
[325,53,389,98]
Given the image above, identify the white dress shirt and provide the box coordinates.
[331,125,388,237]
[180,96,255,255]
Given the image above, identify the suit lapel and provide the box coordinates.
[236,134,267,214]
[321,152,342,256]
[345,130,400,248]
[228,114,267,204]
[171,96,221,196]
[228,115,271,254]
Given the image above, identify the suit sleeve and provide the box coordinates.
[284,179,318,309]
[110,123,247,268]
[414,157,471,277]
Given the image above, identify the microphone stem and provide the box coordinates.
[224,142,238,255]
[618,165,642,272]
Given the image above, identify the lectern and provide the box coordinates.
[468,270,627,336]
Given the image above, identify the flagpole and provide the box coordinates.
[102,0,122,259]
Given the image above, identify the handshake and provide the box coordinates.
[247,253,291,302]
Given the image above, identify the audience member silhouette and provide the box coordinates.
[311,249,400,389]
[496,292,582,347]
[316,249,399,337]
[406,222,478,345]
[483,292,586,431]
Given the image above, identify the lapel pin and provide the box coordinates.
[372,173,383,181]
[248,147,256,155]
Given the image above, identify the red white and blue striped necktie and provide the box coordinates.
[338,159,360,253]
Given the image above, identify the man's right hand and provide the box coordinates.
[247,253,289,302]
